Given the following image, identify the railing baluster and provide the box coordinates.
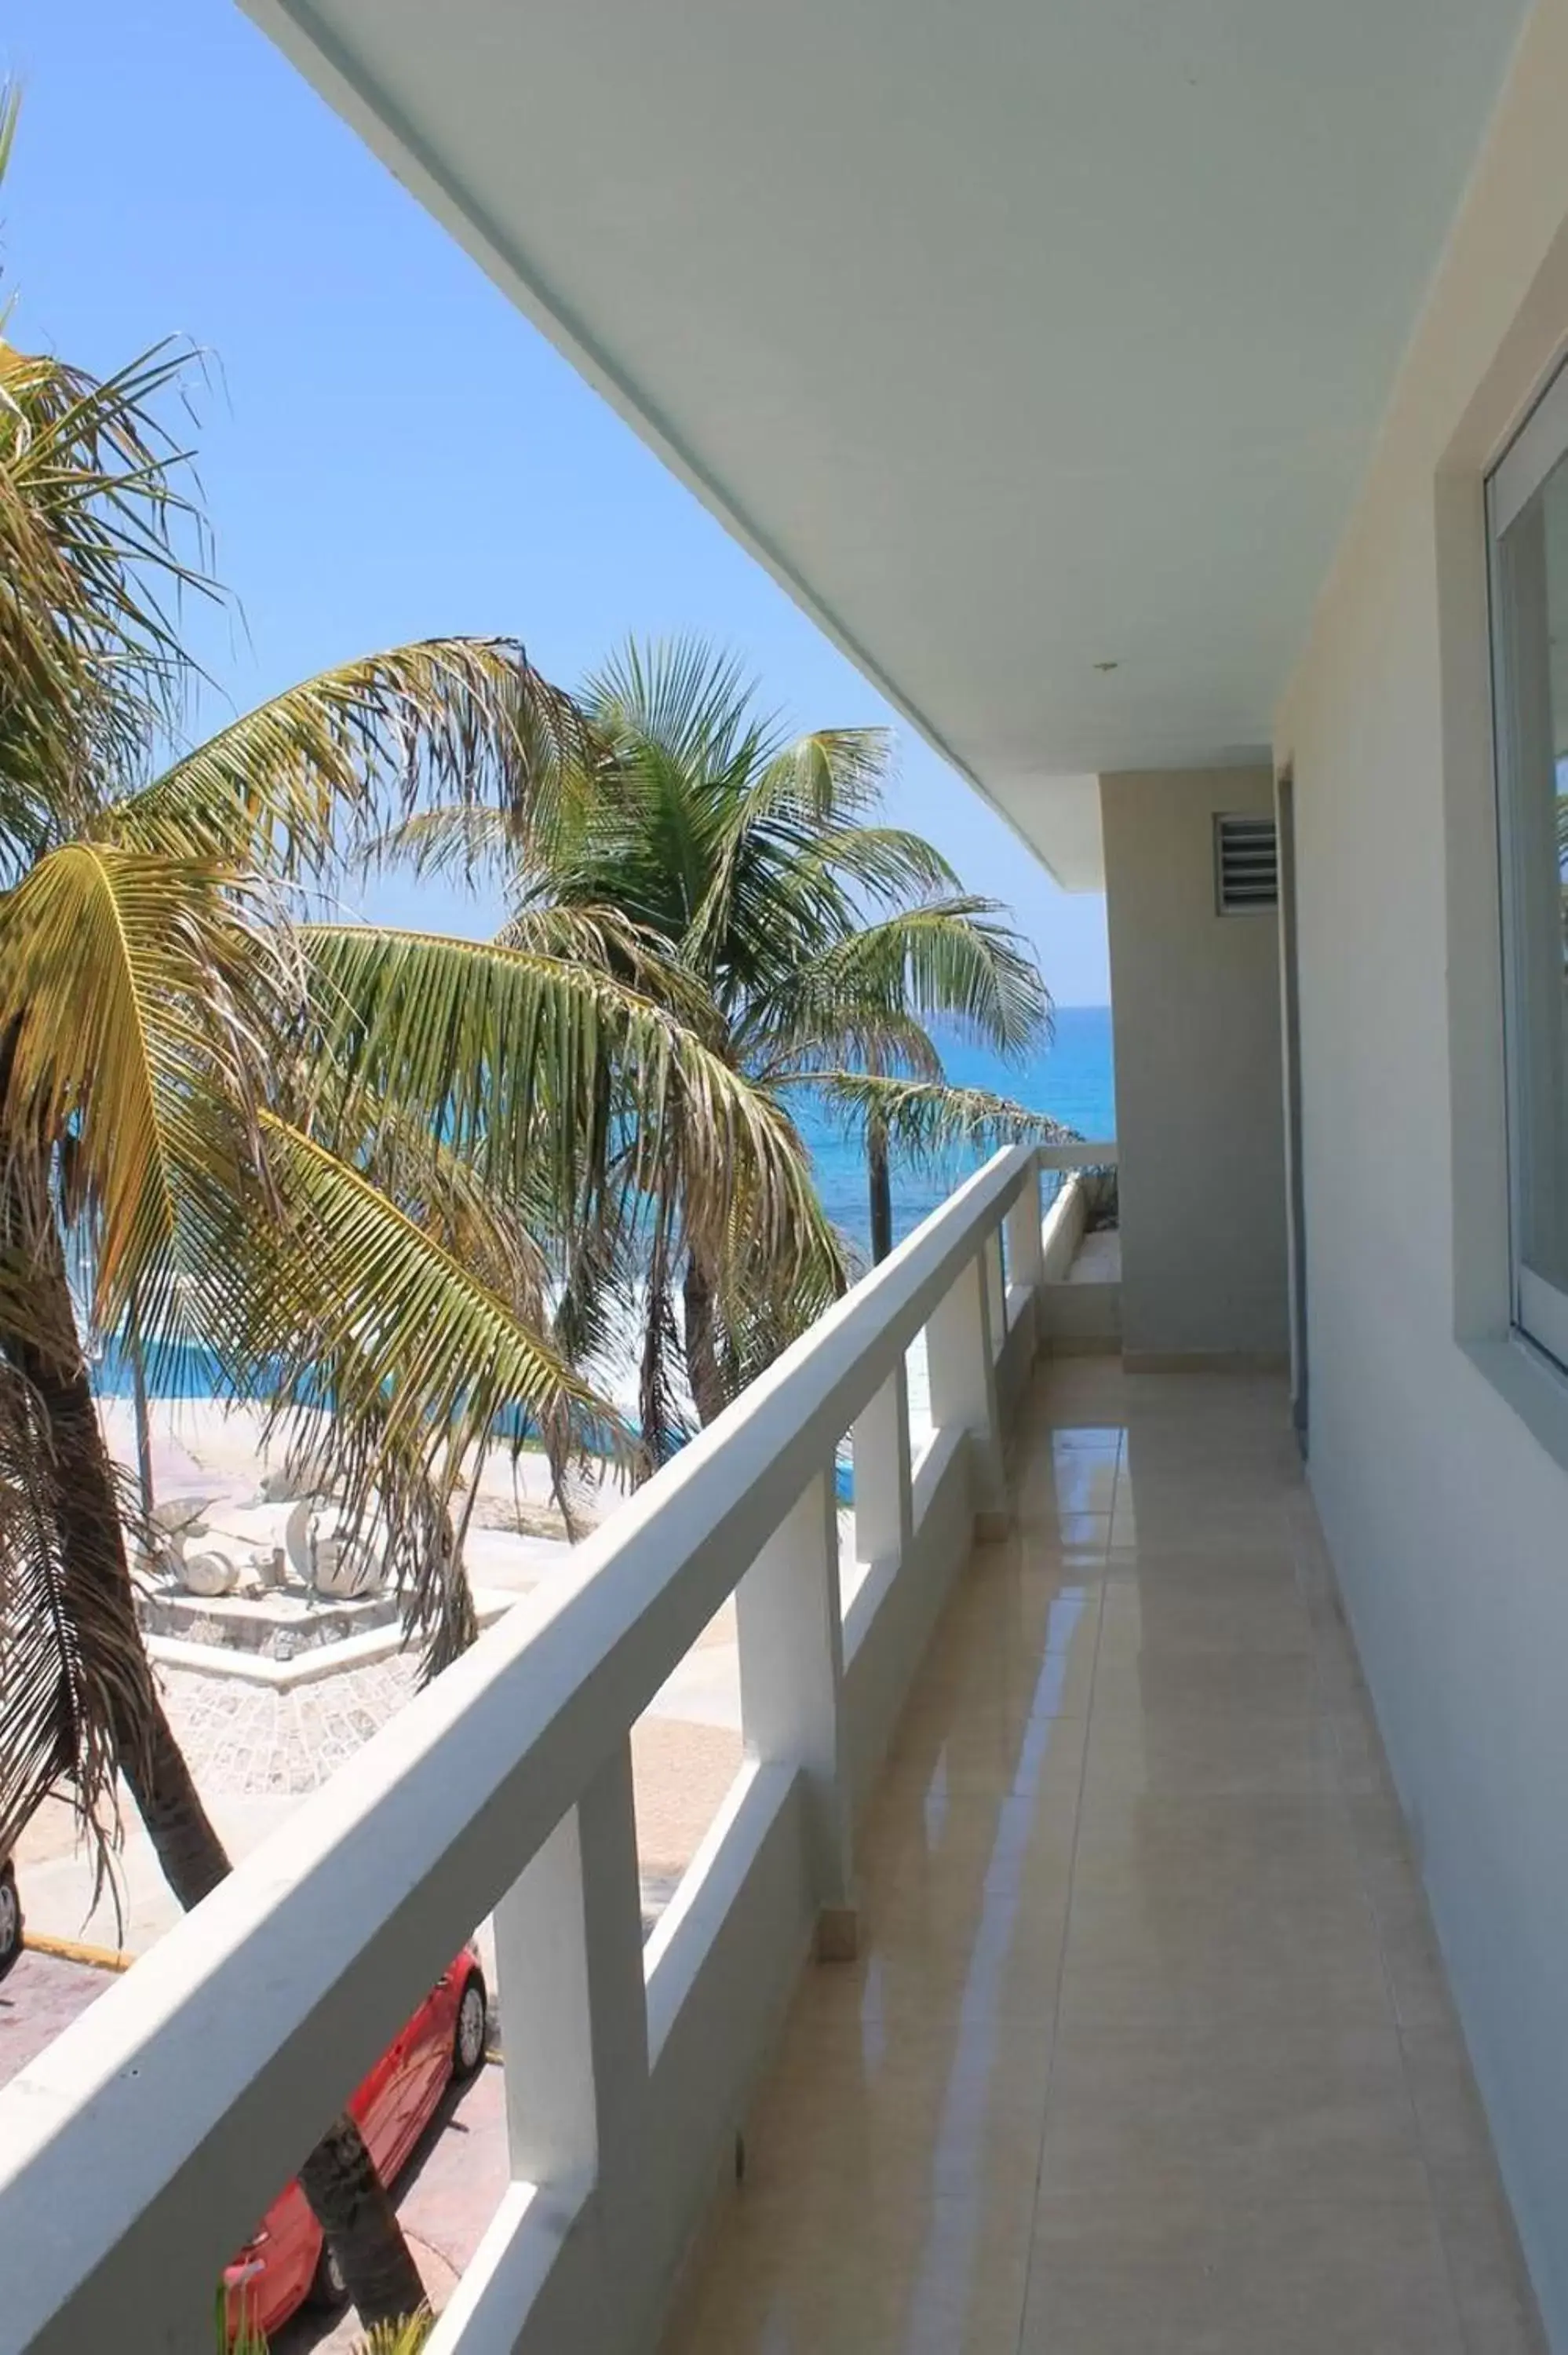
[736,1468,855,1957]
[852,1360,913,1573]
[492,1735,647,2197]
[928,1243,1010,1537]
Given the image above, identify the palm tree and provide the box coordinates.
[0,173,822,2321]
[389,638,1065,1449]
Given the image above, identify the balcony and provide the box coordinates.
[662,1356,1543,2352]
[0,1148,1541,2354]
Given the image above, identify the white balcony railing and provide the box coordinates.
[0,1139,1114,2355]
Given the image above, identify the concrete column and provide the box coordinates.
[852,1360,913,1575]
[492,1736,647,2197]
[736,1468,855,1957]
[928,1247,1010,1536]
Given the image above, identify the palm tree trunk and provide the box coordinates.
[540,1401,582,1542]
[127,1292,155,1529]
[634,1200,680,1481]
[5,1225,426,2330]
[682,1251,729,1428]
[867,1115,894,1265]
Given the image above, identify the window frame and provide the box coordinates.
[1486,357,1568,1371]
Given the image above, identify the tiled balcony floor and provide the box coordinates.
[662,1359,1545,2355]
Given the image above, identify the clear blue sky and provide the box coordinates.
[4,0,1109,1001]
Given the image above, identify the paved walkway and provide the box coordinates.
[661,1359,1545,2355]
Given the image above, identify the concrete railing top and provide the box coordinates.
[1038,1138,1118,1170]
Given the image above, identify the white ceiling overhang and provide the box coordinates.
[243,0,1529,887]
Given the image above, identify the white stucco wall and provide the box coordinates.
[1277,4,1568,2335]
[1099,767,1290,1364]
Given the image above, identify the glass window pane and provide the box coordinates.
[1496,447,1568,1337]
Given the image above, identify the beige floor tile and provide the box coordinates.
[921,1563,1103,1675]
[1090,1643,1322,1721]
[1020,2193,1464,2353]
[1038,1423,1124,1454]
[1070,1784,1366,1890]
[1016,1505,1114,1551]
[1037,2020,1431,2208]
[1008,1533,1114,1584]
[884,1638,1094,1795]
[1109,1496,1296,1553]
[860,1769,1083,1900]
[679,2170,1035,2354]
[1014,1450,1120,1516]
[892,1634,1095,1756]
[745,1994,1052,2203]
[826,1868,1073,2028]
[663,1366,1533,2355]
[1099,1542,1307,1596]
[873,1711,1088,1821]
[901,1601,1096,1704]
[1056,1911,1392,2036]
[1114,1481,1306,1528]
[1061,1794,1391,2031]
[862,1809,1077,1931]
[1081,1692,1342,1798]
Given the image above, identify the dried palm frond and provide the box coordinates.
[113,640,591,876]
[0,1353,151,1883]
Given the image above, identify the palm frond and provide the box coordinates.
[583,635,771,776]
[0,333,213,874]
[743,1006,946,1086]
[349,2315,433,2355]
[0,80,19,191]
[296,922,826,1276]
[800,1069,1075,1171]
[331,1097,552,1331]
[0,843,278,1328]
[495,901,720,1026]
[740,728,895,829]
[0,1355,150,1882]
[796,822,959,904]
[703,1206,847,1405]
[155,1111,616,1672]
[111,640,588,875]
[779,896,1051,1061]
[368,800,520,885]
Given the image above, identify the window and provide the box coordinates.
[1489,360,1568,1368]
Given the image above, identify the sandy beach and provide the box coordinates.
[16,1327,923,1954]
[14,1393,742,1954]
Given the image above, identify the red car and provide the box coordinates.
[223,1948,487,2341]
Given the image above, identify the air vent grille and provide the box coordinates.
[1214,813,1278,915]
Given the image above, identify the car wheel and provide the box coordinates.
[453,1972,488,2081]
[304,2236,346,2313]
[0,1864,22,1984]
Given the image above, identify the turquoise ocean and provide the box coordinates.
[97,1006,1114,1398]
[797,1003,1116,1264]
